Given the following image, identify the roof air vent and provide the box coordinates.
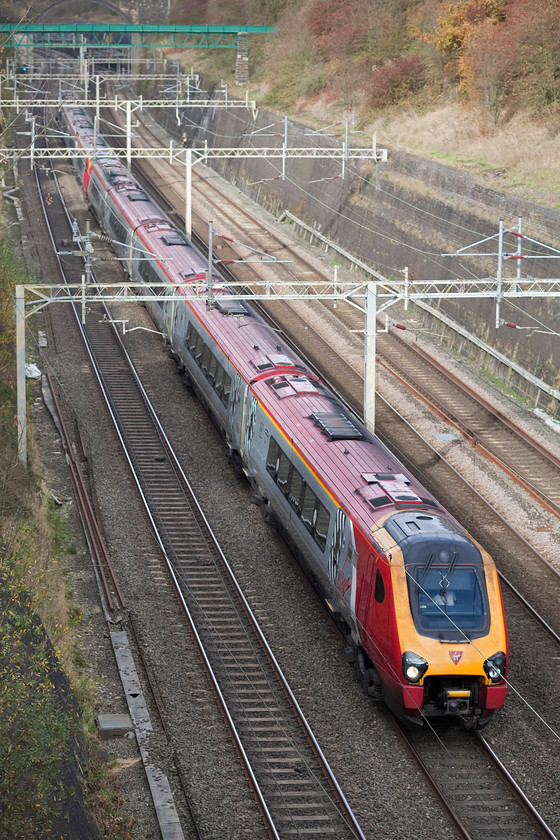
[310,411,363,441]
[215,299,250,315]
[161,232,188,246]
[127,189,150,202]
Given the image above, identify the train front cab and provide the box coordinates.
[372,510,508,727]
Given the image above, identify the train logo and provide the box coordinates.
[450,651,463,664]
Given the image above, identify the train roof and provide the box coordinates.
[187,297,444,540]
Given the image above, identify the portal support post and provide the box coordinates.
[16,284,27,465]
[364,281,377,434]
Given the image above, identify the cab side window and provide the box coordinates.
[374,569,385,603]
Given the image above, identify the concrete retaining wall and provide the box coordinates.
[149,88,560,417]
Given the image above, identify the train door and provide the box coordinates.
[357,553,390,659]
[371,558,390,660]
[172,298,187,360]
[356,554,375,631]
[228,375,245,449]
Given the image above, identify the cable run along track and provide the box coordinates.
[34,106,366,840]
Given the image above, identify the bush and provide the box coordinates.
[459,0,560,119]
[367,55,427,108]
[306,0,409,63]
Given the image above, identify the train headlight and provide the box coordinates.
[483,651,506,683]
[402,651,428,683]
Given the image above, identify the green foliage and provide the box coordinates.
[481,369,532,403]
[0,231,28,521]
[0,233,23,389]
[46,496,74,557]
[260,6,327,107]
[0,546,76,838]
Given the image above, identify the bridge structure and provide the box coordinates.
[0,23,276,84]
[0,23,276,49]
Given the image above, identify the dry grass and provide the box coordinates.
[273,87,560,205]
[364,103,560,206]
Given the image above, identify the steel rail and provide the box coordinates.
[30,104,278,837]
[118,93,560,839]
[41,372,124,614]
[31,96,126,613]
[82,299,366,840]
[258,297,560,626]
[85,304,366,840]
[163,206,560,838]
[475,730,558,838]
[375,340,560,517]
[396,719,558,840]
[42,90,554,836]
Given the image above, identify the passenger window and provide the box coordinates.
[221,374,231,406]
[200,344,212,373]
[193,333,204,361]
[266,439,281,477]
[186,322,196,352]
[207,354,218,383]
[314,504,330,552]
[301,484,316,532]
[374,569,385,603]
[277,453,290,494]
[288,470,304,513]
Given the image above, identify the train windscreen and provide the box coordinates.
[407,563,490,640]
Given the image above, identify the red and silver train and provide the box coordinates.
[58,102,508,726]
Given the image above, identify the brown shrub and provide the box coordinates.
[367,55,427,108]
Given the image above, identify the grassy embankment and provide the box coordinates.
[0,207,134,837]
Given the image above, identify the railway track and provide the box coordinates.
[115,113,560,632]
[400,721,556,840]
[274,295,560,839]
[99,101,560,835]
[351,311,560,518]
[33,106,366,840]
[81,308,364,840]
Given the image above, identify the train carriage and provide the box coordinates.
[59,102,509,726]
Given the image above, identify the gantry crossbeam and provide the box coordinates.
[0,98,256,110]
[18,278,560,315]
[0,144,388,164]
